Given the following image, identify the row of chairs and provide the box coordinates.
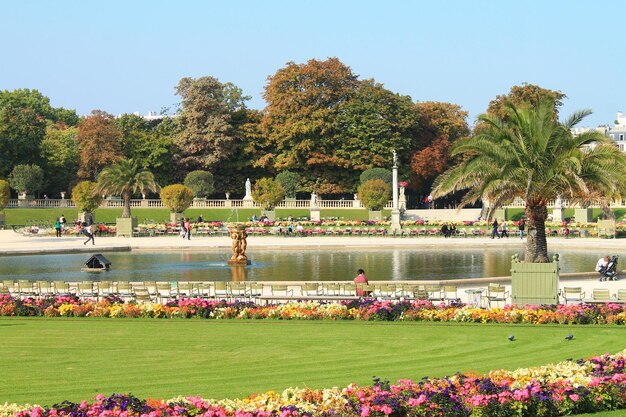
[560,287,626,304]
[0,280,465,304]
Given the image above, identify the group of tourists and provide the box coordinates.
[179,218,192,240]
[53,215,67,237]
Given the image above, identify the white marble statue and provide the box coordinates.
[245,178,252,197]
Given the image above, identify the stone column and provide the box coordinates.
[390,150,401,232]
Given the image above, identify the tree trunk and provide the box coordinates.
[524,201,549,263]
[122,192,132,218]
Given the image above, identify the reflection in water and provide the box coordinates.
[0,247,612,282]
[230,265,247,281]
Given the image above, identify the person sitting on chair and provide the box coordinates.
[354,269,371,296]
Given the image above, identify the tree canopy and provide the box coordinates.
[433,99,626,262]
[77,110,124,181]
[96,159,159,218]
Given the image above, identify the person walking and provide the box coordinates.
[500,220,509,238]
[518,219,525,239]
[184,218,192,240]
[491,218,500,239]
[54,217,62,237]
[81,223,95,245]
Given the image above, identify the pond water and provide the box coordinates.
[0,247,614,282]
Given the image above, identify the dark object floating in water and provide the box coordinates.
[565,334,574,340]
[81,254,112,272]
[508,335,515,341]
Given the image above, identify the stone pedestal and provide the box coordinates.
[227,225,251,265]
[390,209,401,232]
[552,207,565,223]
[116,217,138,237]
[242,196,254,208]
[310,209,321,222]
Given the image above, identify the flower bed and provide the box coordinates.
[2,296,626,325]
[4,351,626,416]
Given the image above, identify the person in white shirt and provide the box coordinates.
[596,256,610,273]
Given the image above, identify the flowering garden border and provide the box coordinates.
[2,295,626,325]
[2,295,626,416]
[3,351,626,417]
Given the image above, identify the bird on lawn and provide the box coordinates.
[565,334,574,340]
[508,335,515,341]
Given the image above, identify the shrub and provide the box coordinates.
[358,179,391,211]
[184,171,214,198]
[0,179,9,210]
[160,184,195,213]
[71,181,103,213]
[252,178,285,210]
[8,164,44,195]
[360,167,392,185]
[275,171,301,198]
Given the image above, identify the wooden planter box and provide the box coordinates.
[511,255,559,306]
[116,217,138,238]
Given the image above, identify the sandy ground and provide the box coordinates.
[1,230,625,304]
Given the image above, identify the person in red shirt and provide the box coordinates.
[354,269,370,296]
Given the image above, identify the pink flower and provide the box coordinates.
[569,394,580,402]
[360,405,370,417]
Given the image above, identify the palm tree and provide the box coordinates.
[96,159,159,218]
[432,99,626,263]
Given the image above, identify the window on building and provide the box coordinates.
[620,134,624,141]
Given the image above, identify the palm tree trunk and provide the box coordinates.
[524,201,549,263]
[122,192,132,218]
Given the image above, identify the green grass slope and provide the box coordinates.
[0,318,623,406]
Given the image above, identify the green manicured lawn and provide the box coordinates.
[0,318,624,406]
[2,208,378,225]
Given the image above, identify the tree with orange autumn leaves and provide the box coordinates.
[409,102,470,194]
[77,110,123,181]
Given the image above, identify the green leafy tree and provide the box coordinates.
[40,124,79,196]
[184,170,215,198]
[357,179,391,211]
[96,159,159,218]
[261,60,419,193]
[0,89,78,178]
[275,171,301,198]
[0,179,9,210]
[71,181,103,213]
[115,114,176,186]
[212,108,270,194]
[260,58,359,193]
[433,99,626,263]
[174,76,249,174]
[160,184,194,213]
[484,83,565,122]
[252,178,285,210]
[360,168,392,185]
[8,164,44,195]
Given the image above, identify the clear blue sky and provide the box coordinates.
[1,0,622,126]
